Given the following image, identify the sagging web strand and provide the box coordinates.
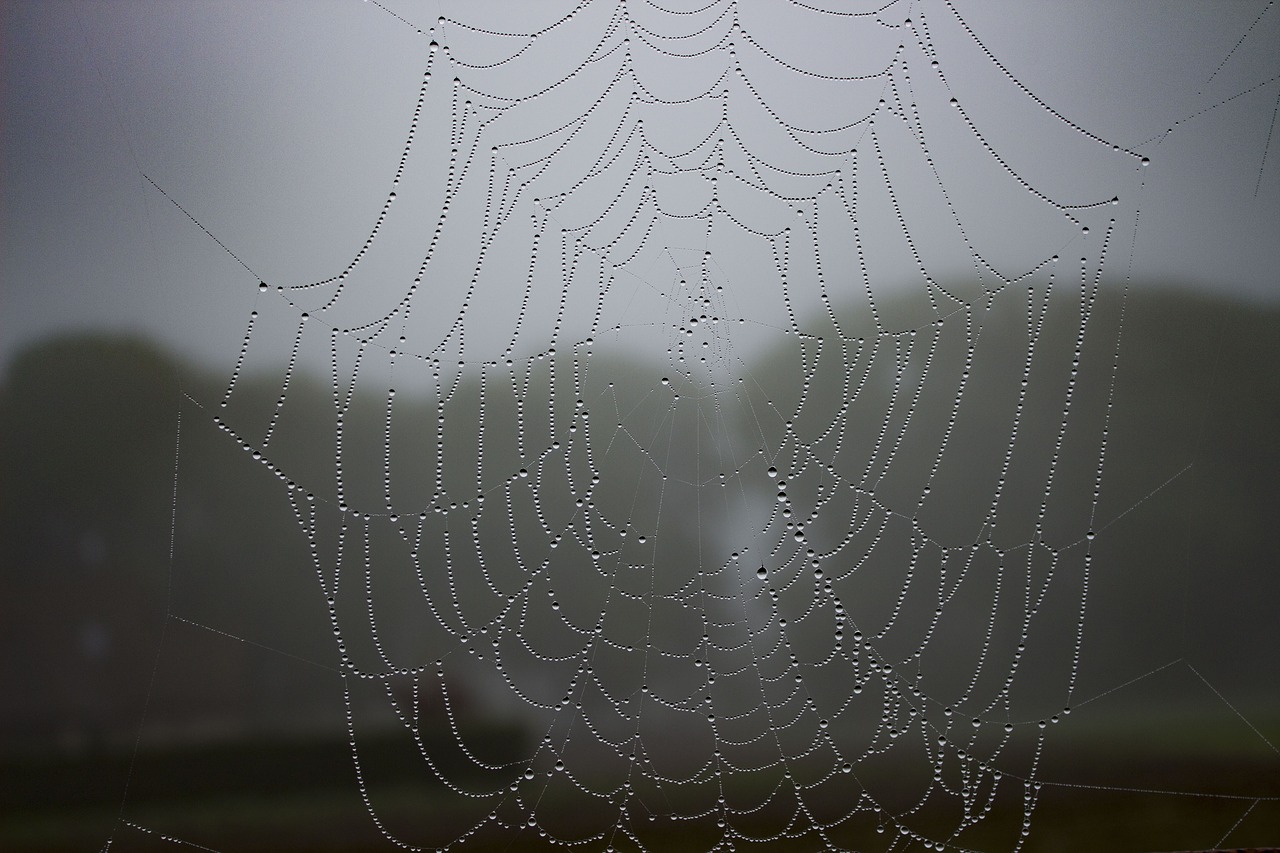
[148,1,1172,850]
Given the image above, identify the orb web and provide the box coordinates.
[108,1,1280,851]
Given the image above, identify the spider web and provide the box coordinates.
[106,1,1279,851]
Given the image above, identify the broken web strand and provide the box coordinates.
[107,1,1280,851]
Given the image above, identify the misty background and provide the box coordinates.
[3,2,1279,851]
[4,0,1280,367]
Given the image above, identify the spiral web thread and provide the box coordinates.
[109,1,1278,851]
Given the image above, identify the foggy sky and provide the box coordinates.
[3,0,1278,372]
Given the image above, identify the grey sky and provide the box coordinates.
[2,0,1278,373]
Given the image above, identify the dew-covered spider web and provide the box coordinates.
[106,1,1280,851]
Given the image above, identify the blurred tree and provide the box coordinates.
[0,337,180,751]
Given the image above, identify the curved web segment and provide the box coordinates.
[186,1,1154,850]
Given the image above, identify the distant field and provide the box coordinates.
[3,711,1276,853]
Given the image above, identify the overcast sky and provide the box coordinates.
[3,0,1278,373]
